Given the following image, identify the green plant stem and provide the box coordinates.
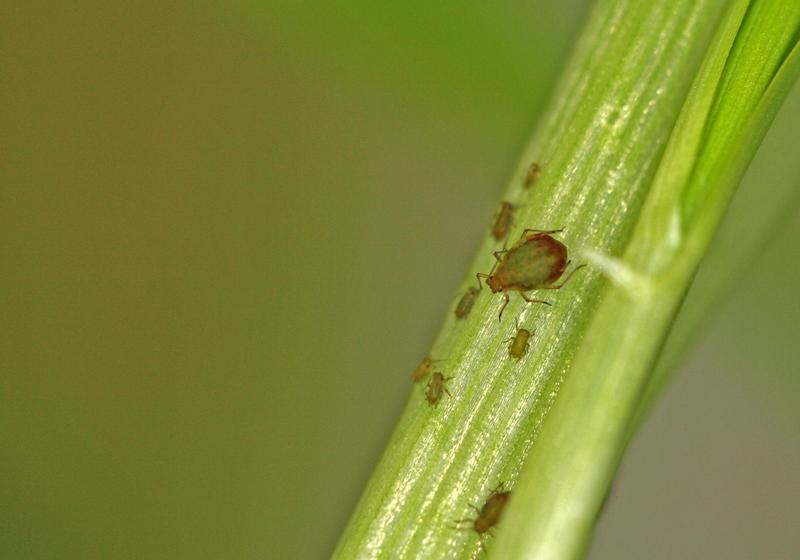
[333,0,800,558]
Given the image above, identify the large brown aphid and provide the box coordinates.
[506,319,533,360]
[476,229,585,320]
[524,162,541,189]
[454,287,480,319]
[410,356,434,383]
[490,201,514,241]
[454,483,512,547]
[425,372,452,406]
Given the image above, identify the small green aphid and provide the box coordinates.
[506,319,533,360]
[490,201,514,241]
[476,228,585,320]
[524,161,541,189]
[454,287,480,319]
[453,483,512,550]
[410,355,435,383]
[425,372,452,406]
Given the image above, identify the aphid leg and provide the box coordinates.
[540,262,587,290]
[492,249,508,262]
[476,272,490,289]
[521,228,563,237]
[520,292,551,306]
[497,293,511,321]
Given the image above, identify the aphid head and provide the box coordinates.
[487,275,502,293]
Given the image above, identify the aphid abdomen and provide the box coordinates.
[495,238,564,291]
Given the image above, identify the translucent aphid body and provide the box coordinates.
[507,323,532,360]
[524,162,541,189]
[454,287,480,319]
[410,356,434,383]
[490,201,514,241]
[425,372,452,406]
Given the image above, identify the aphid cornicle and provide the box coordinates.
[524,162,541,189]
[454,483,512,545]
[490,201,514,241]
[476,228,585,320]
[410,356,434,383]
[425,372,452,406]
[506,319,533,360]
[454,287,480,319]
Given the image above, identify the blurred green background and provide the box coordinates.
[1,2,798,558]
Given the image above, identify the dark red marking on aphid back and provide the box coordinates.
[528,233,568,284]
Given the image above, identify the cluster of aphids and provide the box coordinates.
[412,161,585,401]
[404,162,583,548]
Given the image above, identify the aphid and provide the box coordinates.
[454,483,512,549]
[425,372,452,406]
[506,319,533,360]
[454,287,480,319]
[490,201,514,241]
[476,229,585,320]
[523,161,541,189]
[410,356,434,383]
